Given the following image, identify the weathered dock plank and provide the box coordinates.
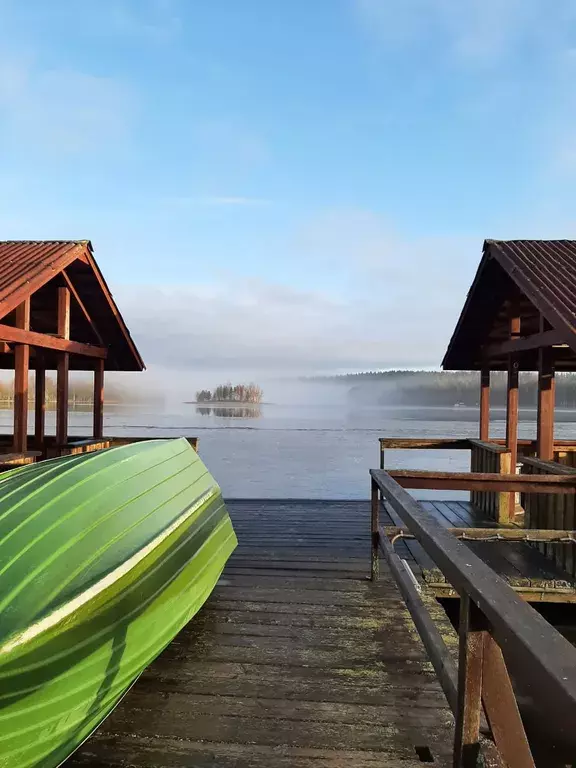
[65,500,454,768]
[392,499,576,601]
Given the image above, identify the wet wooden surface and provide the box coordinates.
[387,499,576,601]
[67,500,455,768]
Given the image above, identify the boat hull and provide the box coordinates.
[0,439,236,768]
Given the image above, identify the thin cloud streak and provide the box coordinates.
[170,196,272,207]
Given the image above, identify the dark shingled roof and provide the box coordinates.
[442,240,576,371]
[0,241,144,371]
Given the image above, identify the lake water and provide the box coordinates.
[2,403,575,499]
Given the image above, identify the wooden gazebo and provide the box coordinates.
[443,239,576,471]
[0,241,144,461]
[378,239,576,591]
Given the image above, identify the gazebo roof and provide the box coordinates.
[0,241,144,371]
[442,239,576,371]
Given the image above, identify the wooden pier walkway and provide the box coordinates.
[67,500,455,768]
[386,499,576,602]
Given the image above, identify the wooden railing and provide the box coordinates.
[370,468,576,767]
[379,437,514,522]
[0,434,200,461]
[104,436,199,451]
[379,436,576,525]
[47,435,199,458]
[53,439,112,457]
[379,437,470,469]
[522,456,576,578]
[469,440,512,523]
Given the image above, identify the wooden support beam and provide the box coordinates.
[537,342,555,462]
[479,369,490,441]
[57,285,71,340]
[481,634,536,767]
[62,268,105,346]
[506,304,520,518]
[483,328,565,358]
[34,365,46,450]
[0,324,107,358]
[13,299,30,453]
[453,595,485,767]
[56,287,70,446]
[388,469,576,493]
[93,358,104,439]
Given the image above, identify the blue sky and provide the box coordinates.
[1,0,575,383]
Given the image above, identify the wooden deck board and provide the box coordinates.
[393,500,576,600]
[66,500,454,768]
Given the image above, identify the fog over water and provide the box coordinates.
[5,379,575,499]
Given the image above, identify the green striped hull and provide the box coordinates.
[0,439,237,768]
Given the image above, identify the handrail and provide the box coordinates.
[521,455,576,475]
[63,438,110,447]
[378,437,471,449]
[370,468,576,766]
[379,437,471,470]
[467,438,508,455]
[106,436,199,451]
[388,468,576,493]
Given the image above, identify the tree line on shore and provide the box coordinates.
[0,378,128,404]
[309,370,576,408]
[196,383,264,404]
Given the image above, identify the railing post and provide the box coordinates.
[380,440,385,470]
[497,450,513,524]
[371,477,380,581]
[454,594,485,768]
[479,368,490,441]
[481,634,535,768]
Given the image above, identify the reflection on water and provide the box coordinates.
[196,406,262,419]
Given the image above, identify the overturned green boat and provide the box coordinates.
[0,438,237,768]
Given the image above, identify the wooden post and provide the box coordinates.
[506,303,520,517]
[93,358,104,439]
[481,634,536,767]
[479,369,490,441]
[537,346,555,462]
[56,287,70,446]
[13,299,30,452]
[371,478,380,581]
[497,451,513,524]
[34,364,46,450]
[453,595,485,768]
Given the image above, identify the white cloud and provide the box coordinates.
[4,1,182,45]
[0,54,134,154]
[113,212,481,377]
[106,0,182,42]
[169,196,272,208]
[294,209,476,291]
[354,0,574,64]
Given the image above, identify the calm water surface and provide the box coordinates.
[3,403,576,499]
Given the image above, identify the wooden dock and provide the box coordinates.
[66,500,455,768]
[385,499,576,602]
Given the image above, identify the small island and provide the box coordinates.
[193,383,264,405]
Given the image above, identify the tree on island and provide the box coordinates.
[196,383,263,404]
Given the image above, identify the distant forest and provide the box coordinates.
[195,383,264,404]
[310,370,576,409]
[0,378,129,405]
